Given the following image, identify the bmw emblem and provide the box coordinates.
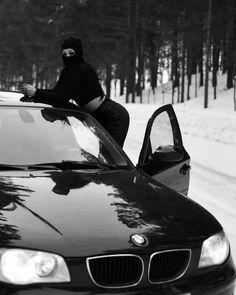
[130,233,148,247]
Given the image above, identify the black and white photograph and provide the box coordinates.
[0,0,235,294]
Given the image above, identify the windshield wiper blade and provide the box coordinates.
[28,161,121,170]
[0,164,27,171]
[57,160,118,170]
[27,163,61,170]
[61,161,129,170]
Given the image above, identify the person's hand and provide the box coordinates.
[21,83,36,97]
[20,96,35,103]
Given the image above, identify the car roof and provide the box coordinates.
[0,92,51,108]
[0,92,81,111]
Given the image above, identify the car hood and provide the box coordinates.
[0,169,221,256]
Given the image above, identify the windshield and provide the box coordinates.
[0,107,128,167]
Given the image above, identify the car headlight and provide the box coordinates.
[198,232,230,268]
[0,249,70,285]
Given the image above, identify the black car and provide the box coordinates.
[0,93,235,295]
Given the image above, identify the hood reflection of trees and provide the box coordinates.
[0,176,33,245]
[48,170,172,236]
[90,172,189,238]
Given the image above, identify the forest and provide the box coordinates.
[0,0,236,107]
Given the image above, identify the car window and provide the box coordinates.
[149,111,174,153]
[0,107,128,166]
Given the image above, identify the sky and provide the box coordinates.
[113,73,236,262]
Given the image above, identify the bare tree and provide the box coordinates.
[204,0,212,109]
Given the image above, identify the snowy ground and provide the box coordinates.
[113,75,236,262]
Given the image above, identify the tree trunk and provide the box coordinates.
[136,0,145,103]
[137,45,144,102]
[149,41,158,93]
[195,65,198,98]
[105,65,112,99]
[126,0,137,103]
[204,0,212,109]
[198,45,204,87]
[118,58,126,96]
[120,75,125,96]
[212,36,220,99]
[181,46,185,103]
[171,27,180,90]
[225,0,236,89]
[186,49,192,100]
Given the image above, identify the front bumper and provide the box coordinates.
[0,279,235,295]
[1,272,235,295]
[1,253,235,295]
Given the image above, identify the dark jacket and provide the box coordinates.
[35,62,104,107]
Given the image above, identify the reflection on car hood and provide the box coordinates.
[0,170,221,256]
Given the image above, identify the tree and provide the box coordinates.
[204,0,212,108]
[126,0,137,103]
[224,0,236,89]
[0,0,235,110]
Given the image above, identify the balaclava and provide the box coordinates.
[61,37,84,66]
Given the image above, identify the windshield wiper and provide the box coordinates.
[27,163,61,170]
[28,161,125,170]
[0,163,61,171]
[0,161,128,171]
[0,164,28,171]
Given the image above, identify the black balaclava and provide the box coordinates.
[61,37,84,66]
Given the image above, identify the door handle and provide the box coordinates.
[180,164,191,175]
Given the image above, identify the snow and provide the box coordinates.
[113,74,236,261]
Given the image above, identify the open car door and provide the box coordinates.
[137,104,191,195]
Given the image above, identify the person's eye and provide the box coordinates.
[62,52,75,57]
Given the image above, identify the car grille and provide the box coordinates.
[148,249,191,283]
[86,254,143,288]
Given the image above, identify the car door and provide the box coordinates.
[137,104,191,195]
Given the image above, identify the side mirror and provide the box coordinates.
[152,145,184,163]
